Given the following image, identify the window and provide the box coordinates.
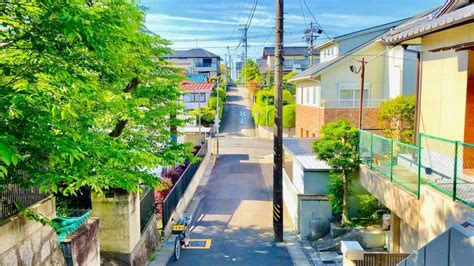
[191,93,206,103]
[338,83,370,108]
[202,58,212,67]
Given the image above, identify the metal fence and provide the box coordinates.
[162,140,208,228]
[354,253,409,266]
[1,184,48,221]
[359,130,474,207]
[140,186,155,232]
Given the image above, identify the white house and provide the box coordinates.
[181,82,214,111]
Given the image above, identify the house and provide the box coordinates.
[261,46,320,74]
[357,0,474,254]
[165,48,221,78]
[181,82,214,111]
[289,19,418,138]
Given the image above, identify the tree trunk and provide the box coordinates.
[342,171,350,224]
[108,78,140,138]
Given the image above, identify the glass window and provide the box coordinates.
[339,84,370,107]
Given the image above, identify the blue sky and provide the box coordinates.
[140,0,445,60]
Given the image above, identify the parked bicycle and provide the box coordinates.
[170,214,192,261]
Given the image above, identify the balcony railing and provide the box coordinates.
[359,130,474,207]
[321,99,386,108]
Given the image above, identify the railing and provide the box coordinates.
[1,184,48,221]
[354,253,409,266]
[321,99,386,108]
[162,140,208,228]
[359,130,474,207]
[140,186,155,232]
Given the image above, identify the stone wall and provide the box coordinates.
[0,197,65,266]
[61,218,100,266]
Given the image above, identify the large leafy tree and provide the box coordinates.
[313,120,360,224]
[0,0,192,195]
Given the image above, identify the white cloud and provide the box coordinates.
[146,13,237,26]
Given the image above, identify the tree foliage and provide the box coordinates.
[0,1,193,195]
[242,59,261,85]
[190,107,216,126]
[378,95,416,143]
[313,120,360,224]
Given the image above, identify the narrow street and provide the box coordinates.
[167,85,294,265]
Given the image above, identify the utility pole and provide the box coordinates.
[216,76,220,158]
[350,58,366,129]
[240,25,248,85]
[303,22,322,67]
[273,0,284,243]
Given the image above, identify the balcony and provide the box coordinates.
[321,99,386,108]
[359,130,474,207]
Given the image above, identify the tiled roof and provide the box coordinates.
[165,48,221,59]
[262,46,316,58]
[187,73,208,83]
[383,4,473,44]
[180,82,214,92]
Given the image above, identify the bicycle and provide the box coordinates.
[170,214,192,261]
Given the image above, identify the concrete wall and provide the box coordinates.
[299,195,332,239]
[91,192,140,255]
[303,171,330,195]
[0,197,65,266]
[419,23,474,141]
[62,217,100,266]
[359,165,474,253]
[283,169,300,232]
[256,125,295,139]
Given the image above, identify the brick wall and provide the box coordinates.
[296,104,380,138]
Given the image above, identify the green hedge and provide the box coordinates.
[208,96,223,110]
[282,104,296,128]
[251,103,295,129]
[211,88,226,102]
[256,89,293,106]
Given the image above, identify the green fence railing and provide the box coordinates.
[359,130,473,208]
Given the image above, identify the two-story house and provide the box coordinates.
[289,19,418,138]
[165,48,221,78]
[260,46,320,74]
[357,0,474,254]
[180,82,214,111]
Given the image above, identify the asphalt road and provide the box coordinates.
[167,85,293,265]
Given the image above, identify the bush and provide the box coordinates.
[252,103,295,129]
[252,103,274,127]
[190,107,216,126]
[256,89,293,106]
[208,96,223,110]
[211,87,226,102]
[327,173,346,216]
[357,194,388,219]
[282,104,296,128]
[378,95,416,143]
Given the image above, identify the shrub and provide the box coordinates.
[208,96,223,110]
[282,104,296,128]
[256,89,293,106]
[190,107,216,126]
[357,194,389,219]
[211,87,226,102]
[252,103,274,127]
[378,95,416,143]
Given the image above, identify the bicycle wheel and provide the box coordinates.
[174,235,181,261]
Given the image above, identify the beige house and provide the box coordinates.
[358,0,474,254]
[261,46,319,74]
[165,48,221,78]
[289,19,418,138]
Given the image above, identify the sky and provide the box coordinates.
[140,0,445,61]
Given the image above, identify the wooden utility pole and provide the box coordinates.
[273,0,284,242]
[358,58,366,129]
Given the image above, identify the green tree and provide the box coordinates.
[282,104,296,128]
[190,107,216,126]
[242,59,261,85]
[208,97,223,111]
[283,71,297,95]
[313,120,360,224]
[0,1,192,195]
[378,95,416,143]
